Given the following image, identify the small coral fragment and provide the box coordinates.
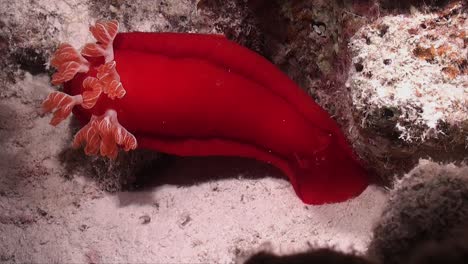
[413,45,436,61]
[459,59,468,75]
[42,91,83,126]
[50,44,90,85]
[436,44,451,56]
[73,110,137,159]
[81,20,119,62]
[441,66,460,79]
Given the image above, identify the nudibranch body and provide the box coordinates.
[43,20,369,205]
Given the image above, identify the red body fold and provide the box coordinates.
[66,32,369,204]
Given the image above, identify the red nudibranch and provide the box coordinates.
[43,20,369,204]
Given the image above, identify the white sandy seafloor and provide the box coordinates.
[0,73,388,264]
[0,0,392,263]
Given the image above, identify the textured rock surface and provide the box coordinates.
[367,159,468,264]
[347,2,467,184]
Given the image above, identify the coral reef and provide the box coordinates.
[367,159,468,264]
[347,2,467,183]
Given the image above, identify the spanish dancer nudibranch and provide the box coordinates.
[43,20,369,205]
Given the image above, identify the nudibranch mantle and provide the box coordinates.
[43,20,369,205]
